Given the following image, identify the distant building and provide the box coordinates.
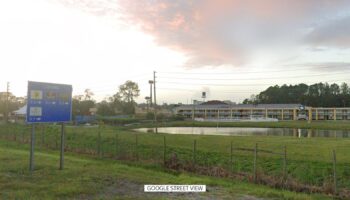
[89,108,98,115]
[174,100,350,121]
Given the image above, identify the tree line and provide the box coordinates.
[0,80,140,121]
[73,80,140,117]
[243,82,350,107]
[0,92,25,120]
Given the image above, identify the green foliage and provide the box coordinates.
[118,80,140,103]
[0,92,24,118]
[97,116,140,125]
[72,98,95,117]
[96,100,116,116]
[146,112,180,121]
[102,80,140,115]
[169,114,185,121]
[145,112,154,120]
[243,82,350,107]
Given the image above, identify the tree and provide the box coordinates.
[340,83,349,95]
[72,95,95,117]
[0,92,24,120]
[97,100,116,116]
[84,89,94,100]
[110,81,140,115]
[243,82,350,107]
[118,81,140,103]
[340,83,350,107]
[242,94,259,104]
[330,83,340,95]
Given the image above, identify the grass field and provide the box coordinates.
[0,121,349,198]
[0,140,330,199]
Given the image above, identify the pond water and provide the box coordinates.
[134,127,350,138]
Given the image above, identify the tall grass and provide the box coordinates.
[0,123,349,197]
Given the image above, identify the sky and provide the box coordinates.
[1,0,350,104]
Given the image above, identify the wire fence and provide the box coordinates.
[0,124,349,198]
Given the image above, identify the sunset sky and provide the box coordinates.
[1,0,350,104]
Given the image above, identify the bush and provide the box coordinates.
[97,116,140,125]
[170,114,185,121]
[145,112,154,120]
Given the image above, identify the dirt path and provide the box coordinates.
[86,179,267,200]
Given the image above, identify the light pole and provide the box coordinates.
[145,96,150,112]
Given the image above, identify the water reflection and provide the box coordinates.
[134,127,350,138]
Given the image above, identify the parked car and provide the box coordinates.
[297,114,308,120]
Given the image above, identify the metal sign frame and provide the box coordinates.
[27,81,72,172]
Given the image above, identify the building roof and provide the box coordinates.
[200,100,228,105]
[13,105,26,115]
[175,103,303,110]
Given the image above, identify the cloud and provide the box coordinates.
[283,62,350,72]
[55,0,350,68]
[305,16,350,48]
[117,0,350,68]
[55,0,119,16]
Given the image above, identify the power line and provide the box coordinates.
[158,71,350,81]
[157,64,350,75]
[157,87,194,91]
[158,78,350,87]
[73,73,150,90]
[157,88,257,94]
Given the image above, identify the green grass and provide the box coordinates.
[0,140,330,199]
[1,122,350,197]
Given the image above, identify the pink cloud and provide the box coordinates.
[56,0,350,68]
[118,0,350,67]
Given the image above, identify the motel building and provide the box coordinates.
[174,100,350,121]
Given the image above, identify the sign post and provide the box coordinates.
[27,81,72,172]
[60,123,65,170]
[29,124,35,172]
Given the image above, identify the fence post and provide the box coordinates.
[22,128,25,143]
[14,125,17,142]
[97,125,101,157]
[135,134,138,161]
[40,125,43,146]
[193,140,197,169]
[253,143,258,183]
[205,152,209,168]
[283,145,287,180]
[230,141,233,172]
[115,134,118,157]
[11,127,16,141]
[163,136,166,167]
[332,149,337,196]
[55,132,58,149]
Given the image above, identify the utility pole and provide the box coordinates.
[148,80,153,106]
[153,71,158,133]
[5,82,9,123]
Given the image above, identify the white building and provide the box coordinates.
[174,101,350,121]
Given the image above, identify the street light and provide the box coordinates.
[145,96,150,112]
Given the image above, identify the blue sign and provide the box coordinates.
[27,81,73,123]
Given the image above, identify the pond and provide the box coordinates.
[134,127,350,138]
